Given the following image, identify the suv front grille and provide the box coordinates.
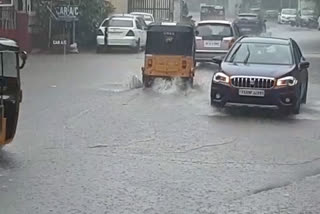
[231,76,275,89]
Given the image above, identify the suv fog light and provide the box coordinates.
[285,98,291,103]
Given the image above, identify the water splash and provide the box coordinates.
[99,74,143,93]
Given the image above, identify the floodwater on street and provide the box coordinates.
[1,21,320,213]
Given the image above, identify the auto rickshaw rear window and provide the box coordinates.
[145,31,194,55]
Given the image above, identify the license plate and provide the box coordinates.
[239,89,265,97]
[204,40,221,48]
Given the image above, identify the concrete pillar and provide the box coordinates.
[173,0,181,22]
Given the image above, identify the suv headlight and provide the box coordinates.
[276,76,298,87]
[213,72,230,85]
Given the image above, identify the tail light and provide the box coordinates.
[182,60,187,69]
[97,29,104,36]
[126,30,135,37]
[228,38,235,49]
[147,59,153,67]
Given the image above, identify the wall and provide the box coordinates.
[109,0,128,13]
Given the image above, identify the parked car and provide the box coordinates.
[210,37,309,115]
[278,8,297,24]
[195,20,241,62]
[130,12,155,25]
[234,13,266,35]
[96,15,147,53]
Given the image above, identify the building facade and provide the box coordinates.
[0,0,35,52]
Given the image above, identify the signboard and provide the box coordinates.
[0,0,13,7]
[54,6,79,19]
[51,34,69,52]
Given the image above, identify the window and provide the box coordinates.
[0,52,17,77]
[227,43,293,65]
[101,19,109,27]
[233,24,241,36]
[18,0,23,11]
[197,24,233,38]
[292,41,302,63]
[135,20,142,30]
[109,19,133,27]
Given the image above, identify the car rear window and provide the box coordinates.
[145,16,153,21]
[197,24,233,38]
[109,19,133,27]
[227,43,293,65]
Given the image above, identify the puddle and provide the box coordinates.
[99,75,143,93]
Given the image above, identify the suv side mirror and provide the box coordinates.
[195,30,199,36]
[299,61,310,69]
[19,51,27,69]
[212,56,224,66]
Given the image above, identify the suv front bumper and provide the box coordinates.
[210,82,299,110]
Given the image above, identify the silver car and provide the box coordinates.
[195,20,241,62]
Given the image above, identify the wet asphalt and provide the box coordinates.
[1,23,320,214]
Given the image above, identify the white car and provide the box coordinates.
[278,8,297,24]
[96,15,147,53]
[130,12,155,25]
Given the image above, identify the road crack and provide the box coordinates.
[174,138,237,154]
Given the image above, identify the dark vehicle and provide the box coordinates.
[234,13,266,35]
[200,4,225,21]
[0,38,27,148]
[296,9,316,27]
[210,37,309,115]
[142,22,196,87]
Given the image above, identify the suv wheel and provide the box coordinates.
[293,85,302,115]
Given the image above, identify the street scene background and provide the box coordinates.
[1,0,320,213]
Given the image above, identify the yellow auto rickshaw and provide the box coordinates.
[0,38,27,149]
[142,22,196,87]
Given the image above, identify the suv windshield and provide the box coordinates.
[109,19,133,27]
[227,43,293,65]
[197,24,233,37]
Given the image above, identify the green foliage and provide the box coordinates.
[77,0,114,45]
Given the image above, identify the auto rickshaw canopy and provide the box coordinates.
[0,38,20,52]
[146,23,195,56]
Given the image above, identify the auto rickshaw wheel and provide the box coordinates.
[143,75,153,88]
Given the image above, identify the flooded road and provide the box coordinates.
[1,23,320,213]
